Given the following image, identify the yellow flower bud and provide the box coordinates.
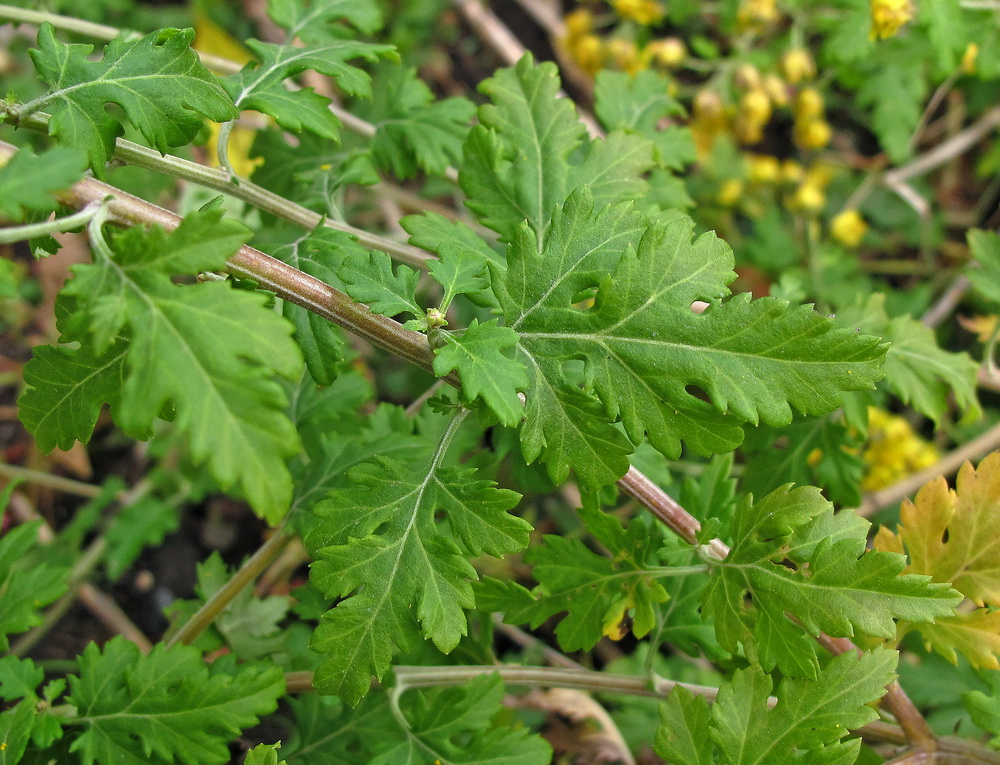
[870,0,915,40]
[793,87,824,121]
[735,63,762,90]
[830,209,868,247]
[648,37,687,68]
[694,89,726,122]
[606,38,642,74]
[747,154,781,184]
[612,0,665,25]
[781,49,816,84]
[737,0,780,29]
[963,42,979,75]
[781,159,804,184]
[571,34,604,74]
[739,88,772,125]
[762,74,789,107]
[794,118,832,150]
[717,178,744,206]
[790,182,826,213]
[564,8,593,39]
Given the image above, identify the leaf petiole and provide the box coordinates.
[0,201,104,245]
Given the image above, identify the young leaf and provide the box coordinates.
[496,188,885,487]
[874,452,1000,668]
[481,511,671,652]
[855,44,926,162]
[103,495,180,580]
[0,145,87,219]
[705,486,959,679]
[338,250,422,319]
[27,24,237,174]
[67,637,284,765]
[431,319,527,425]
[244,742,286,765]
[460,54,655,244]
[0,522,69,651]
[224,0,394,144]
[657,649,898,764]
[306,437,531,704]
[0,656,44,702]
[55,207,303,521]
[360,64,475,178]
[0,700,35,765]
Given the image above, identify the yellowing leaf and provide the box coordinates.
[877,453,1000,606]
[918,610,1000,670]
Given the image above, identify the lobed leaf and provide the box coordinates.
[67,637,284,765]
[705,485,961,678]
[0,145,87,219]
[306,451,530,704]
[0,522,69,652]
[28,24,237,174]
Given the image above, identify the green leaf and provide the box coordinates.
[27,24,237,174]
[0,657,44,702]
[966,228,1000,305]
[245,742,286,765]
[225,27,394,141]
[837,294,980,426]
[306,446,530,704]
[58,207,302,521]
[654,686,714,765]
[361,64,475,178]
[856,45,926,163]
[918,0,966,71]
[704,486,961,679]
[483,501,674,651]
[103,496,180,580]
[432,319,527,425]
[67,636,284,765]
[18,339,128,453]
[338,250,422,319]
[0,522,69,652]
[0,700,35,765]
[270,227,363,387]
[460,54,655,244]
[268,0,384,38]
[0,145,87,219]
[496,188,885,487]
[656,649,897,764]
[966,684,1000,746]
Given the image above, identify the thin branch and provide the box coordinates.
[166,526,295,647]
[0,461,109,499]
[922,274,971,328]
[0,109,434,269]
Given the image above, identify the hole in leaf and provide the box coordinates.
[684,384,711,404]
[434,509,446,523]
[571,284,600,311]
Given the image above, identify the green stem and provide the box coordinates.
[0,4,139,42]
[0,203,103,244]
[0,462,108,499]
[0,105,432,269]
[166,526,295,647]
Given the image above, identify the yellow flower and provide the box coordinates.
[794,118,832,150]
[781,49,816,84]
[737,0,780,29]
[735,63,762,90]
[747,154,781,184]
[781,159,804,184]
[830,209,868,247]
[717,178,744,206]
[789,181,826,213]
[564,8,594,39]
[612,0,665,26]
[606,38,642,73]
[870,0,915,40]
[861,407,939,491]
[740,88,772,125]
[693,89,726,122]
[647,37,687,68]
[963,42,979,75]
[571,34,604,74]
